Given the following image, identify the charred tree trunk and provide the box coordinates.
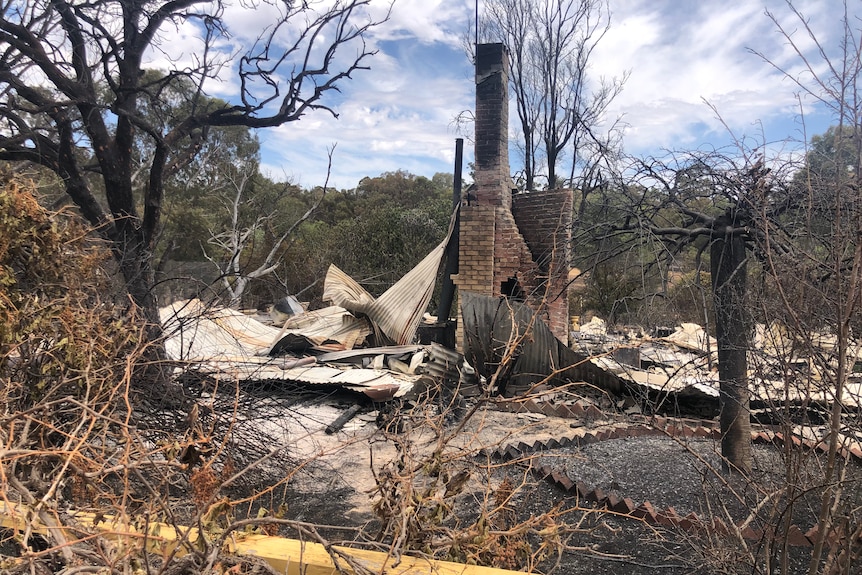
[0,0,385,408]
[117,228,159,324]
[710,217,752,474]
[114,221,186,408]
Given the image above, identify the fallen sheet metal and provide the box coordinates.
[460,292,622,396]
[267,305,374,353]
[161,299,283,360]
[323,208,458,345]
[592,354,719,401]
[576,321,862,410]
[161,299,372,356]
[661,322,717,354]
[160,299,424,399]
[174,357,418,399]
[159,210,460,398]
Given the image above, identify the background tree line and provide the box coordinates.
[165,165,455,309]
[18,141,455,311]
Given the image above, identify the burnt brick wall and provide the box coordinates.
[454,206,496,296]
[493,208,539,300]
[452,205,496,350]
[454,44,571,347]
[512,189,573,273]
[512,189,573,342]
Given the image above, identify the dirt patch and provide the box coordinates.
[217,387,861,574]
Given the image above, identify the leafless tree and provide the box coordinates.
[0,0,386,333]
[752,2,862,571]
[476,0,626,191]
[589,149,790,474]
[206,147,332,308]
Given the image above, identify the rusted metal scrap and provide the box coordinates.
[159,299,426,400]
[460,292,622,396]
[323,208,457,346]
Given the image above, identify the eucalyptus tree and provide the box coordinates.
[204,151,330,308]
[325,170,452,295]
[150,79,264,265]
[0,0,385,335]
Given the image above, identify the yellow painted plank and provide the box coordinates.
[231,534,522,575]
[0,504,526,574]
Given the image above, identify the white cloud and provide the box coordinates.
[255,2,476,189]
[258,56,475,189]
[144,0,852,188]
[370,0,474,45]
[592,0,845,158]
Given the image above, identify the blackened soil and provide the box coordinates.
[278,434,861,575]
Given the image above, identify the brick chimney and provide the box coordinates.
[453,44,572,344]
[474,43,512,209]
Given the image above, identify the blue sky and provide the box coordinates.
[154,0,844,190]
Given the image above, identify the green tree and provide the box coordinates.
[156,90,264,265]
[332,205,445,291]
[353,170,444,215]
[268,170,453,308]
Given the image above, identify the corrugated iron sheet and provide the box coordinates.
[159,300,422,399]
[269,305,373,353]
[460,292,622,396]
[161,299,282,360]
[423,342,463,386]
[585,326,862,409]
[323,208,457,345]
[165,357,418,399]
[161,299,374,357]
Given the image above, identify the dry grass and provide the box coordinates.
[0,174,299,575]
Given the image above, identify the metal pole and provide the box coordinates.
[435,138,463,334]
[453,137,463,208]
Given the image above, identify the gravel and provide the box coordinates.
[534,435,862,525]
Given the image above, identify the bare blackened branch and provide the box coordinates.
[479,0,625,191]
[0,0,385,323]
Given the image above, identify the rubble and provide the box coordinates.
[160,299,430,400]
[572,318,862,412]
[159,210,459,401]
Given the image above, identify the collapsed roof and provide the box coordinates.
[159,213,459,400]
[160,299,425,400]
[577,319,862,412]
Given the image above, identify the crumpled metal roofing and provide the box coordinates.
[460,292,622,396]
[268,305,373,353]
[161,299,282,360]
[324,208,457,345]
[159,300,422,399]
[185,359,415,399]
[158,211,458,397]
[161,299,372,357]
[585,324,862,409]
